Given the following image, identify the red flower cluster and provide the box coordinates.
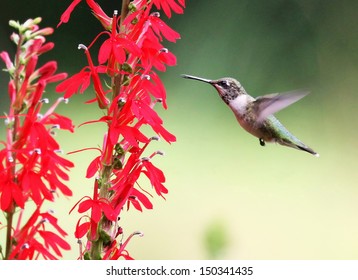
[56,0,185,259]
[0,18,74,259]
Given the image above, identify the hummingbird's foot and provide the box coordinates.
[259,138,265,146]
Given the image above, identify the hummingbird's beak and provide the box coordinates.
[181,74,212,84]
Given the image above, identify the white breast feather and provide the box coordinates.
[228,95,254,116]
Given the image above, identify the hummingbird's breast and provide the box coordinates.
[228,95,260,131]
[229,95,275,140]
[229,95,254,116]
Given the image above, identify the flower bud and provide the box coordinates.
[10,33,20,45]
[121,63,132,73]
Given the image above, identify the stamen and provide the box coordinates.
[4,117,13,126]
[151,12,160,17]
[159,48,168,53]
[60,97,69,104]
[133,231,144,237]
[21,243,30,249]
[40,218,49,223]
[40,98,49,104]
[118,97,126,106]
[78,44,87,50]
[37,113,43,120]
[155,150,165,156]
[141,74,150,80]
[51,124,60,130]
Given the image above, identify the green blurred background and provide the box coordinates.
[1,0,357,259]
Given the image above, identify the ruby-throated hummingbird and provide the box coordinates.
[182,74,319,157]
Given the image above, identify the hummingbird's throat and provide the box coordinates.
[215,85,240,105]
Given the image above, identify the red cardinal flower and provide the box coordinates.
[55,0,186,260]
[0,18,74,259]
[153,0,185,18]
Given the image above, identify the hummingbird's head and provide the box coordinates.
[181,74,246,105]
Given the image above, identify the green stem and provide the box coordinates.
[5,111,22,259]
[13,36,23,94]
[112,74,122,99]
[113,0,130,99]
[4,205,14,259]
[120,0,130,32]
[89,165,113,260]
[5,34,23,257]
[89,0,131,260]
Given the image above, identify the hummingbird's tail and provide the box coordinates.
[267,116,319,157]
[295,144,320,157]
[278,139,319,157]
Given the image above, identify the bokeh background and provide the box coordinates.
[1,0,357,259]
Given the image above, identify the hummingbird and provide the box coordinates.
[182,74,319,157]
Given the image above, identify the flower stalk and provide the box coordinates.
[57,0,185,259]
[0,18,74,259]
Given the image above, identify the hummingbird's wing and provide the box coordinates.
[255,90,309,123]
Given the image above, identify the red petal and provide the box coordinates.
[58,0,83,27]
[100,201,116,221]
[55,70,91,98]
[75,220,91,239]
[98,39,111,64]
[86,156,101,178]
[0,183,11,211]
[78,198,94,213]
[131,188,153,210]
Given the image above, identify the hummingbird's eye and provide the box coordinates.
[219,80,230,88]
